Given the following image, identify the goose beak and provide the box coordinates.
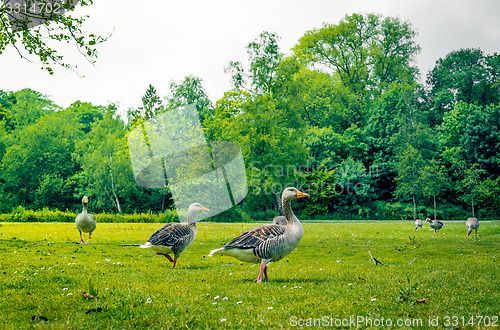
[296,191,309,198]
[201,207,210,212]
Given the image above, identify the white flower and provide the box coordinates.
[371,298,377,302]
[220,318,226,322]
[222,297,228,300]
[268,306,273,310]
[146,298,152,304]
[236,301,242,304]
[62,288,68,291]
[67,293,72,296]
[212,302,217,305]
[33,273,38,275]
[214,295,219,300]
[105,259,111,262]
[348,283,353,286]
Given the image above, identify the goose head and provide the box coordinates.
[82,196,89,205]
[282,187,309,201]
[425,218,431,223]
[188,203,210,213]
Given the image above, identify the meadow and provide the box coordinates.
[0,220,498,329]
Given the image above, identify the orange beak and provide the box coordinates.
[296,190,309,198]
[201,207,210,212]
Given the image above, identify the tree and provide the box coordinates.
[226,31,282,95]
[458,164,485,218]
[75,104,131,213]
[165,76,213,124]
[293,13,420,97]
[0,0,109,74]
[0,109,80,209]
[426,48,500,125]
[420,159,447,220]
[127,84,164,125]
[394,144,424,220]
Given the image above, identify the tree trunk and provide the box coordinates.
[471,193,475,218]
[433,195,437,220]
[413,194,416,221]
[108,155,122,214]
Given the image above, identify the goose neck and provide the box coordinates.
[282,198,296,224]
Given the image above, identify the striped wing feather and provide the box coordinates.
[224,224,286,250]
[148,223,191,246]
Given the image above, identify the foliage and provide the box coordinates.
[0,13,499,219]
[294,13,420,98]
[0,0,110,73]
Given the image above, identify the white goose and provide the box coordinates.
[466,217,480,237]
[140,203,209,269]
[414,218,423,231]
[425,218,445,233]
[75,196,96,244]
[209,187,309,283]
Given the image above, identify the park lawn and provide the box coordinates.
[0,220,498,329]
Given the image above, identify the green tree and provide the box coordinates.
[457,164,485,218]
[394,144,424,220]
[75,105,131,213]
[0,109,80,209]
[128,84,164,125]
[165,76,213,124]
[0,0,109,74]
[426,48,500,125]
[293,13,420,97]
[420,159,447,220]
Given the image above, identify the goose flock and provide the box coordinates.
[75,187,480,282]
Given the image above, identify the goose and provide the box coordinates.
[414,218,423,231]
[209,187,309,283]
[75,196,96,244]
[466,217,479,237]
[425,218,445,233]
[140,203,209,269]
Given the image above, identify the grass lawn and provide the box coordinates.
[0,220,498,329]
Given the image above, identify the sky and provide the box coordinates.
[1,0,499,114]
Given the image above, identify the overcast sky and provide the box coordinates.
[1,0,499,114]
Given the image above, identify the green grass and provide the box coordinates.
[0,221,498,329]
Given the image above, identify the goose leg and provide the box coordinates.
[86,233,91,244]
[263,265,269,282]
[255,263,266,283]
[172,257,178,269]
[475,228,478,238]
[156,252,175,265]
[79,231,85,244]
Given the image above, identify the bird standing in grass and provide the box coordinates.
[140,203,209,269]
[414,218,423,231]
[466,217,480,237]
[209,187,309,283]
[75,196,96,244]
[425,218,445,233]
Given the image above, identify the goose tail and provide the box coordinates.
[139,242,153,249]
[209,247,225,257]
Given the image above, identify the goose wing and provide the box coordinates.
[148,223,191,246]
[224,224,286,250]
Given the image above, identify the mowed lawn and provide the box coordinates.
[0,220,498,329]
